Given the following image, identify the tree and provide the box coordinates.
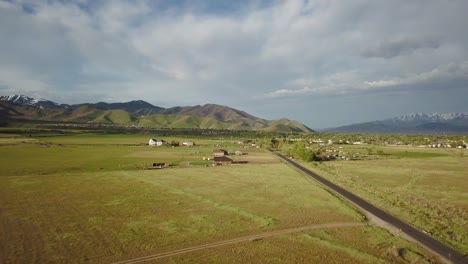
[288,142,316,162]
[270,138,279,149]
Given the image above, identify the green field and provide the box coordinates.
[303,145,468,253]
[0,133,442,263]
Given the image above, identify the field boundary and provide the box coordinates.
[274,152,467,264]
[112,222,364,264]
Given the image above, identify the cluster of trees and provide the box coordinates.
[271,140,320,162]
[287,142,318,161]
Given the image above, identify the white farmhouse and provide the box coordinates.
[182,141,194,147]
[149,139,165,147]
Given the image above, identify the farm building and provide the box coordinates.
[235,150,243,156]
[213,156,233,165]
[148,162,170,169]
[213,149,228,157]
[149,139,165,147]
[182,141,194,147]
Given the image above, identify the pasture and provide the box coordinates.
[0,133,441,263]
[304,144,468,253]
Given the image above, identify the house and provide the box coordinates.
[213,156,233,165]
[182,141,194,147]
[213,149,228,157]
[149,162,170,169]
[149,139,165,147]
[235,150,243,156]
[310,139,326,144]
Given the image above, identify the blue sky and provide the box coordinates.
[1,0,467,128]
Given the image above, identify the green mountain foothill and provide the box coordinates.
[0,95,314,133]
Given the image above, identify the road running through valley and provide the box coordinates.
[275,153,467,264]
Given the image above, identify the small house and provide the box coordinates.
[213,149,228,157]
[149,139,165,147]
[235,150,243,156]
[182,141,194,147]
[213,156,233,165]
[150,162,170,169]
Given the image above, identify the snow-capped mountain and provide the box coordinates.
[0,95,64,109]
[325,113,468,134]
[0,94,163,113]
[392,113,468,122]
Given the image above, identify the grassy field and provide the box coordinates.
[302,145,468,253]
[0,133,442,263]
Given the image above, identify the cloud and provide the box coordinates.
[0,67,51,95]
[363,61,468,88]
[266,61,468,98]
[362,37,440,59]
[0,0,467,127]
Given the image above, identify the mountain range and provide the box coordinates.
[323,113,468,134]
[0,95,313,133]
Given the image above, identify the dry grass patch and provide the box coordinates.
[0,136,445,263]
[304,146,468,253]
[161,226,440,264]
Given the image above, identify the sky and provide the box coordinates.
[1,0,467,129]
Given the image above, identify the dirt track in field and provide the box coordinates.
[112,222,364,264]
[275,153,467,264]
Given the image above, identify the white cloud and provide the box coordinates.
[364,61,468,88]
[362,37,440,59]
[0,67,50,95]
[266,61,468,98]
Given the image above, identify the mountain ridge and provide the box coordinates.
[0,95,314,133]
[324,113,468,134]
[0,95,69,109]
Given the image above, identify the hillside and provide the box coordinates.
[324,113,468,134]
[74,100,165,115]
[0,95,69,109]
[0,96,314,133]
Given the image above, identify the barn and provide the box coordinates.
[213,149,228,157]
[213,156,233,165]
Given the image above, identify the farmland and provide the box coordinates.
[301,144,468,254]
[0,132,444,263]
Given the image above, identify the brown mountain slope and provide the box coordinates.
[0,101,314,133]
[178,104,259,122]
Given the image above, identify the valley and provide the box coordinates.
[2,1,467,263]
[1,95,467,263]
[1,130,466,263]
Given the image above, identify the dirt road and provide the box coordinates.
[275,153,467,264]
[112,222,364,264]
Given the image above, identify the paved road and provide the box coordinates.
[113,222,364,264]
[275,153,467,264]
